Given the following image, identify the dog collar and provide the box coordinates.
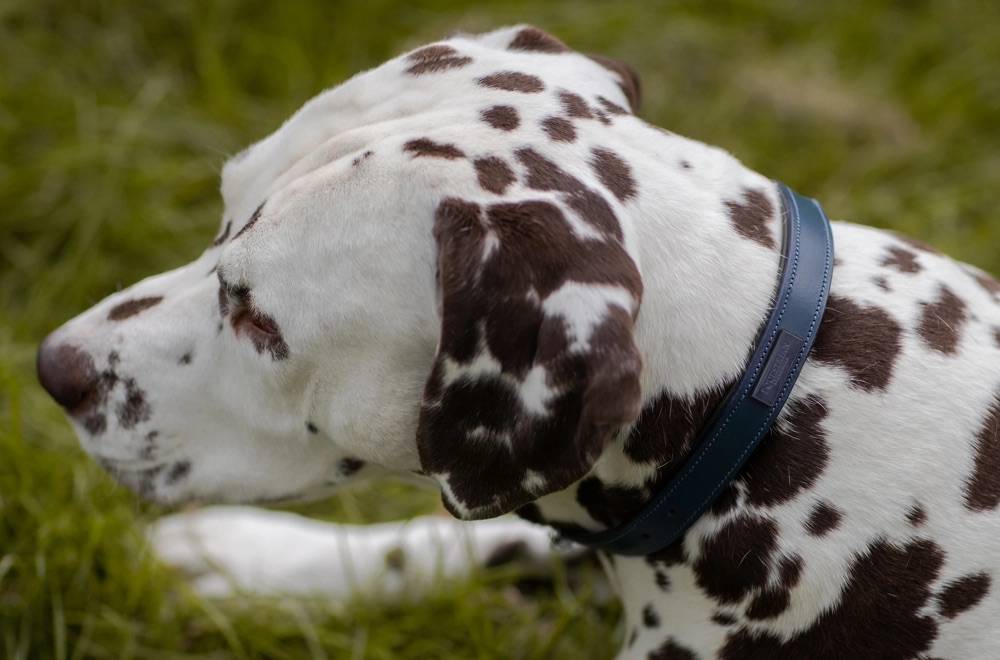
[562,183,834,556]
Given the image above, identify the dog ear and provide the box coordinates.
[417,197,644,519]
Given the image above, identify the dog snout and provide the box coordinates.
[37,336,99,412]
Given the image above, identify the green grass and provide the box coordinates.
[2,1,998,657]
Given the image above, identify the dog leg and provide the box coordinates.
[148,506,571,603]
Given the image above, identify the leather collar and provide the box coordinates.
[562,183,834,555]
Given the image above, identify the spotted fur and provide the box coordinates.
[36,25,1000,659]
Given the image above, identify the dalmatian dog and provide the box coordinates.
[37,25,1000,659]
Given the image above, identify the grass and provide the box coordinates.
[2,0,998,657]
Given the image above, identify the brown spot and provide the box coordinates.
[918,284,968,355]
[165,460,191,485]
[937,572,991,619]
[116,378,151,430]
[586,54,641,111]
[212,220,232,246]
[724,188,776,250]
[872,275,891,292]
[740,396,830,507]
[594,109,611,125]
[647,538,686,569]
[649,639,697,660]
[84,413,106,435]
[642,603,659,628]
[108,296,163,321]
[339,457,365,477]
[484,540,529,568]
[558,90,593,119]
[655,570,670,590]
[351,150,373,166]
[540,116,576,142]
[964,390,1000,511]
[710,483,740,516]
[474,157,516,195]
[481,105,519,131]
[712,612,737,626]
[590,147,637,202]
[812,295,902,391]
[507,27,568,53]
[694,513,778,604]
[576,477,648,528]
[232,202,265,240]
[679,160,692,170]
[478,71,545,93]
[880,246,921,274]
[177,352,192,366]
[597,95,628,115]
[805,500,842,537]
[723,539,944,659]
[994,326,1000,349]
[305,421,318,434]
[403,138,465,160]
[405,44,472,75]
[746,555,803,621]
[907,503,927,526]
[383,546,407,571]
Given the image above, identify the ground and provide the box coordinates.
[2,1,998,657]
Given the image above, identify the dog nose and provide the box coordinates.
[37,337,99,411]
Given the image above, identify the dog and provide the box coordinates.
[37,25,1000,659]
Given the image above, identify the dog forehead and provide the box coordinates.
[216,26,633,230]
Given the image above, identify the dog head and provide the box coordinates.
[37,26,646,517]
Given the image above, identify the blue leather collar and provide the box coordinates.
[562,183,834,556]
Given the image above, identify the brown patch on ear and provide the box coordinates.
[108,296,163,321]
[917,284,968,355]
[405,44,472,75]
[587,54,641,111]
[812,295,902,391]
[473,156,516,194]
[964,390,1000,511]
[724,188,776,250]
[478,71,545,93]
[418,197,642,519]
[507,27,569,54]
[404,138,465,160]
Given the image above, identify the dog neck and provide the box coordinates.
[519,137,783,549]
